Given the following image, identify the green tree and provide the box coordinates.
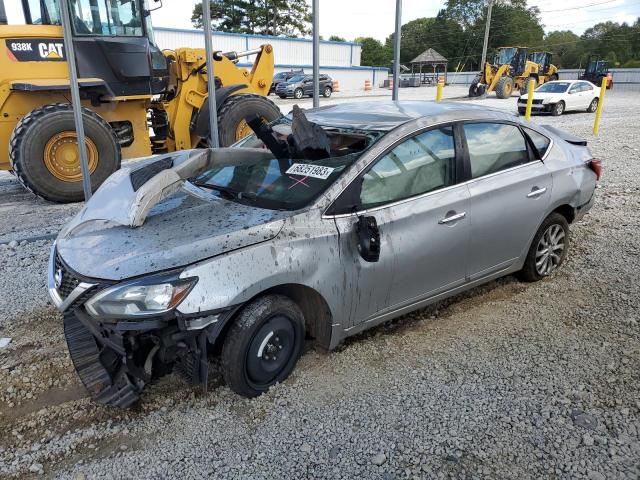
[192,0,311,37]
[328,35,346,42]
[542,31,581,68]
[443,0,544,70]
[355,37,391,67]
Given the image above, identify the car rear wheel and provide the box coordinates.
[221,295,305,397]
[587,97,599,113]
[551,101,565,116]
[518,212,569,282]
[294,88,304,99]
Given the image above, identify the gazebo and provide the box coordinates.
[410,48,448,85]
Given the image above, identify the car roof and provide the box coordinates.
[300,100,514,131]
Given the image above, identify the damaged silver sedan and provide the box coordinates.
[49,101,599,407]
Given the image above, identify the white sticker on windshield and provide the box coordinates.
[286,163,335,180]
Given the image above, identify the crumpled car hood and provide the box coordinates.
[55,148,288,281]
[57,191,287,281]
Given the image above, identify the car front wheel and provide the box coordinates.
[221,295,305,397]
[323,86,332,97]
[518,212,569,282]
[552,101,565,116]
[294,88,304,99]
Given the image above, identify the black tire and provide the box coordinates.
[216,94,281,147]
[322,86,332,97]
[9,103,120,203]
[587,97,599,113]
[495,76,514,99]
[468,74,483,97]
[522,76,537,96]
[221,295,305,398]
[278,95,287,99]
[551,101,565,116]
[294,88,304,100]
[518,212,569,282]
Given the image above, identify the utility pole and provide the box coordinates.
[312,0,319,108]
[59,0,92,201]
[480,0,493,70]
[392,0,402,101]
[202,0,219,148]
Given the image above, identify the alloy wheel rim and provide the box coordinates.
[295,89,303,99]
[556,103,564,114]
[535,224,565,276]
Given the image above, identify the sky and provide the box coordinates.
[4,0,640,41]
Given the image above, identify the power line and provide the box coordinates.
[537,0,623,13]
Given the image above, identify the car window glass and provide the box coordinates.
[359,127,456,208]
[569,83,580,93]
[464,123,530,178]
[523,127,551,159]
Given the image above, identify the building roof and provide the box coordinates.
[410,48,448,64]
[300,100,511,131]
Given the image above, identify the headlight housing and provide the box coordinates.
[85,272,197,319]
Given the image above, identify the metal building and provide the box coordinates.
[154,27,388,91]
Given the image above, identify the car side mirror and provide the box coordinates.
[355,215,380,262]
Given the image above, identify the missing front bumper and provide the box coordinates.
[63,308,232,408]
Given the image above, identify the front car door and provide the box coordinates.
[303,76,314,95]
[462,122,553,279]
[330,124,470,328]
[566,82,583,111]
[578,81,596,108]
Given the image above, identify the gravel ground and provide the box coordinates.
[0,88,638,479]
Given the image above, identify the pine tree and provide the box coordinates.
[191,0,311,37]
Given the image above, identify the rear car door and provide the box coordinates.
[330,124,470,326]
[462,122,552,279]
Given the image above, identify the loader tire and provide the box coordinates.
[217,94,282,147]
[495,76,514,99]
[468,75,483,97]
[522,76,537,96]
[9,103,120,203]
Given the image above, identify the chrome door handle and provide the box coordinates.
[527,187,547,198]
[439,212,466,224]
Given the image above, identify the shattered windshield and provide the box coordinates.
[193,115,382,211]
[536,82,570,93]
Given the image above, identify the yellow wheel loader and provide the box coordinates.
[0,0,279,202]
[468,47,559,99]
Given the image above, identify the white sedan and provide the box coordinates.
[518,80,600,116]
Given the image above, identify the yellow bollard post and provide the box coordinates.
[436,81,443,102]
[593,76,608,135]
[525,79,535,120]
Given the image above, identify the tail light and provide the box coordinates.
[589,159,602,181]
